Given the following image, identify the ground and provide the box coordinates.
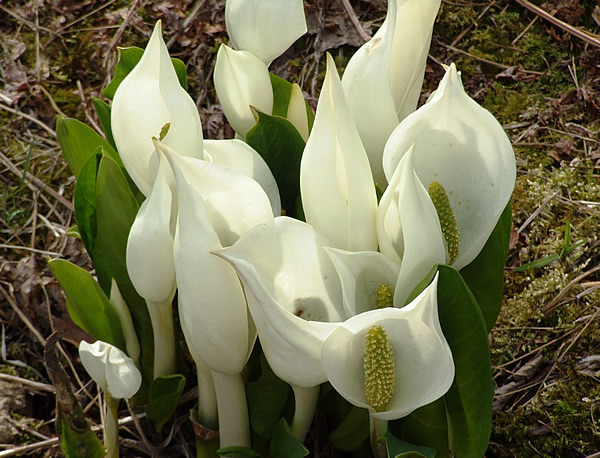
[0,0,599,456]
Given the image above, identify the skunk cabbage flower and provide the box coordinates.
[126,152,176,304]
[204,139,281,217]
[109,279,140,363]
[214,217,342,388]
[79,340,142,399]
[225,0,307,65]
[111,21,203,196]
[213,45,273,137]
[342,0,441,187]
[300,54,378,252]
[125,150,177,378]
[321,274,454,421]
[377,144,446,306]
[157,140,274,375]
[382,64,516,272]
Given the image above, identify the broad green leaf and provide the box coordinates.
[391,398,449,455]
[92,155,154,383]
[103,46,187,100]
[245,109,305,218]
[146,374,186,432]
[460,203,512,332]
[269,418,309,458]
[270,73,314,133]
[60,418,106,458]
[437,265,493,457]
[56,116,122,177]
[92,97,116,149]
[246,354,291,439]
[48,259,125,351]
[74,152,100,256]
[270,73,293,117]
[217,446,262,457]
[328,406,369,452]
[381,431,436,458]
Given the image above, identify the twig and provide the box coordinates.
[0,372,55,393]
[102,0,142,67]
[340,0,371,43]
[0,284,47,347]
[0,102,56,137]
[544,266,600,314]
[513,0,600,48]
[0,150,74,212]
[516,192,558,233]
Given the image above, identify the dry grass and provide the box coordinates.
[1,0,599,456]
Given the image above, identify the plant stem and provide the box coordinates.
[290,384,320,441]
[196,361,218,429]
[104,392,120,458]
[211,371,250,450]
[370,414,388,458]
[146,299,176,378]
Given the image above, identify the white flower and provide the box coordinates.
[300,54,378,252]
[341,0,441,187]
[382,64,516,272]
[79,340,142,399]
[321,274,454,421]
[111,21,203,196]
[213,45,273,137]
[225,0,307,65]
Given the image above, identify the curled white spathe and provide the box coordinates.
[213,44,273,138]
[382,63,516,271]
[111,21,203,196]
[79,340,142,399]
[225,0,307,65]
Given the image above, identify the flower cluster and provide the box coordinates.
[54,0,516,456]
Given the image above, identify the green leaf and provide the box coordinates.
[56,116,122,177]
[381,430,436,458]
[246,354,291,439]
[269,73,314,134]
[437,265,493,457]
[146,374,186,432]
[269,418,309,458]
[391,398,449,455]
[65,225,81,239]
[60,418,106,458]
[460,203,512,332]
[92,154,154,383]
[514,253,560,272]
[328,406,369,452]
[270,73,293,117]
[74,152,100,256]
[245,109,306,218]
[48,259,125,351]
[92,97,116,149]
[217,446,262,457]
[103,46,187,100]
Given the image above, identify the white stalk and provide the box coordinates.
[211,371,251,449]
[104,391,120,458]
[290,384,320,441]
[369,415,388,458]
[146,299,176,379]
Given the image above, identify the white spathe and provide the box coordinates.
[214,217,343,388]
[341,0,441,188]
[377,144,447,307]
[300,54,378,253]
[126,150,176,303]
[382,64,516,271]
[203,138,281,217]
[213,45,273,138]
[157,141,273,375]
[225,0,307,65]
[79,340,142,399]
[321,274,454,421]
[111,21,203,196]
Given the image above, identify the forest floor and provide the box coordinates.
[1,0,600,456]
